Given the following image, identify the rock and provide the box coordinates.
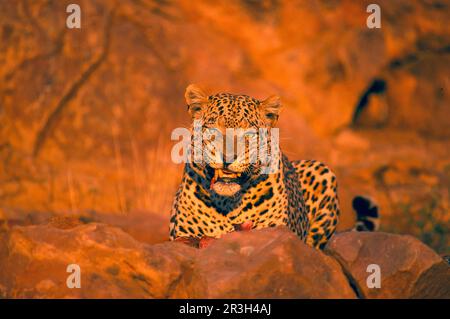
[0,224,355,298]
[383,54,450,138]
[189,227,356,299]
[85,211,169,245]
[334,129,370,151]
[1,222,448,299]
[0,223,197,298]
[353,92,389,128]
[326,231,450,299]
[0,210,169,245]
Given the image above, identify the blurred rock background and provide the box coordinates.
[0,0,449,254]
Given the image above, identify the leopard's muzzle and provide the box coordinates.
[207,166,249,197]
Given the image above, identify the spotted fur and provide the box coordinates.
[170,85,371,249]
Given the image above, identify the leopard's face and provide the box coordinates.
[185,85,281,197]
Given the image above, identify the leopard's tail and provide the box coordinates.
[352,195,380,231]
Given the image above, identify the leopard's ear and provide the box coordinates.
[185,84,208,119]
[260,95,281,126]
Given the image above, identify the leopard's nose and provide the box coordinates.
[222,150,238,164]
[222,135,238,164]
[222,162,237,173]
[222,165,234,174]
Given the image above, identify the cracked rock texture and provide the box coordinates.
[0,224,448,299]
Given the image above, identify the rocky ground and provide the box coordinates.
[0,221,448,299]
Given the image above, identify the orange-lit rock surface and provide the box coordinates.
[1,224,448,299]
[0,222,196,298]
[0,0,449,281]
[326,231,450,299]
[187,227,356,298]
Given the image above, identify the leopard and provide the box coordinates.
[169,84,378,249]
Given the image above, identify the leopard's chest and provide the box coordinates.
[174,174,290,238]
[225,180,289,229]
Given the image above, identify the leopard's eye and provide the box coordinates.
[244,131,257,138]
[204,128,222,141]
[207,128,222,135]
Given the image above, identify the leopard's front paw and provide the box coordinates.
[198,236,216,249]
[174,236,200,248]
[233,220,253,232]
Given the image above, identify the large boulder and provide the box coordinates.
[187,227,355,298]
[0,223,197,298]
[326,231,450,299]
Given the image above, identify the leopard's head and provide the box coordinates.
[185,84,281,197]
